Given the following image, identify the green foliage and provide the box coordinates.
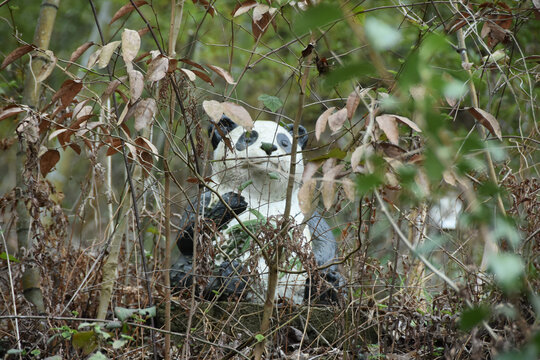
[293,3,343,35]
[460,304,491,331]
[258,94,283,112]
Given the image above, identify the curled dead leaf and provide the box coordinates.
[40,149,60,177]
[128,69,144,103]
[69,42,94,64]
[232,0,257,17]
[315,107,335,141]
[328,108,348,133]
[222,102,253,130]
[146,56,169,82]
[207,64,236,84]
[98,41,121,69]
[122,29,141,64]
[35,50,57,82]
[342,178,356,201]
[110,1,148,25]
[0,106,24,122]
[1,44,35,70]
[202,100,224,123]
[134,98,157,131]
[298,179,317,214]
[467,107,502,140]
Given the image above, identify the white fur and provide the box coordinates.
[211,121,308,303]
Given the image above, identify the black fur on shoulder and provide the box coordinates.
[285,124,308,149]
[208,115,238,149]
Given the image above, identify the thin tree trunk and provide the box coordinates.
[18,0,60,314]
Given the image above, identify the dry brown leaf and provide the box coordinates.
[315,107,335,140]
[146,55,168,82]
[1,44,35,70]
[35,50,57,82]
[180,68,196,81]
[0,106,24,122]
[87,48,101,68]
[376,115,399,144]
[69,42,94,64]
[393,115,421,132]
[207,64,236,84]
[134,98,157,131]
[232,0,257,17]
[191,69,214,86]
[342,178,356,201]
[101,76,127,101]
[110,1,148,25]
[40,149,60,177]
[135,137,155,176]
[442,170,457,186]
[346,88,361,119]
[128,69,144,103]
[179,58,206,71]
[98,41,121,69]
[51,80,83,107]
[328,108,348,133]
[467,107,502,140]
[302,161,322,183]
[351,144,370,171]
[321,163,344,210]
[202,100,224,123]
[298,179,317,214]
[122,29,141,64]
[222,102,253,130]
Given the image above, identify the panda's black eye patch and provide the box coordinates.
[235,131,259,151]
[277,133,292,152]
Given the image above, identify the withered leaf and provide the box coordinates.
[122,29,141,64]
[98,41,121,69]
[345,87,361,119]
[1,44,35,70]
[179,68,196,81]
[51,80,83,107]
[69,42,94,64]
[467,107,502,140]
[315,107,335,140]
[222,102,253,131]
[179,58,206,71]
[35,50,57,82]
[110,1,148,25]
[146,55,168,82]
[328,108,348,132]
[298,179,317,214]
[202,100,224,123]
[101,76,127,101]
[191,69,214,86]
[376,114,399,145]
[342,178,356,201]
[0,106,24,122]
[106,138,123,156]
[134,98,157,131]
[232,0,257,17]
[128,69,144,103]
[207,64,236,84]
[40,149,60,177]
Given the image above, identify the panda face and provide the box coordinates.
[212,121,304,202]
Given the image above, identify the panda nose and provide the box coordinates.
[260,142,277,155]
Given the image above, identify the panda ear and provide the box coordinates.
[286,124,308,150]
[208,115,238,149]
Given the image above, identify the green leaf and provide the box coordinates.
[112,338,128,349]
[310,147,347,161]
[293,3,343,35]
[459,304,490,331]
[44,356,62,360]
[258,94,283,112]
[249,209,266,221]
[268,172,280,180]
[255,334,265,342]
[88,351,108,360]
[0,252,20,262]
[365,18,402,51]
[104,321,123,330]
[138,306,156,318]
[488,253,524,293]
[355,173,384,195]
[323,62,374,88]
[238,179,253,191]
[7,349,24,355]
[114,306,136,321]
[72,331,99,355]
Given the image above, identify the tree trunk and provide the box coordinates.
[18,0,61,314]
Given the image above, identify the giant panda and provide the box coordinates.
[171,116,341,304]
